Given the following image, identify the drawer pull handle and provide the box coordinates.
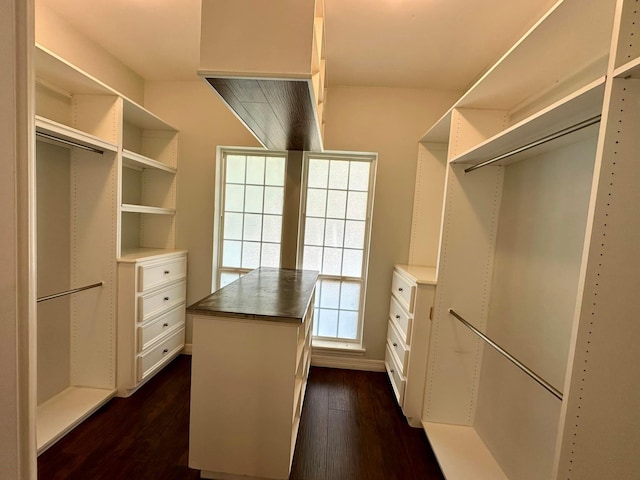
[162,348,169,354]
[398,287,403,292]
[393,342,398,347]
[395,315,400,319]
[164,270,170,275]
[390,369,395,374]
[163,323,169,327]
[164,297,170,301]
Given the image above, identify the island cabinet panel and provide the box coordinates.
[187,267,317,480]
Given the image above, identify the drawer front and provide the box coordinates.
[387,320,409,374]
[138,303,185,352]
[138,255,186,292]
[391,270,415,313]
[138,281,186,323]
[137,327,184,381]
[389,295,412,345]
[385,344,406,406]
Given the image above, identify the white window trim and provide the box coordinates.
[298,150,377,347]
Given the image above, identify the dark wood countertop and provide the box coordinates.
[187,267,318,324]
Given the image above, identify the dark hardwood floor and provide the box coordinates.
[38,355,444,480]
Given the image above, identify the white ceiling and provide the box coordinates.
[38,0,557,91]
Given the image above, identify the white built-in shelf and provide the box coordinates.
[35,44,113,97]
[118,248,187,262]
[449,77,606,167]
[455,1,612,112]
[421,110,452,144]
[122,149,177,173]
[123,99,177,131]
[37,387,116,454]
[423,422,508,480]
[35,116,118,153]
[121,204,176,215]
[613,56,640,79]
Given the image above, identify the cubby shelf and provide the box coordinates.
[121,204,176,215]
[122,149,177,174]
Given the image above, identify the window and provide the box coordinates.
[214,148,376,346]
[299,153,376,343]
[215,149,286,288]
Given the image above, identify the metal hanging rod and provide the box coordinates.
[464,115,601,173]
[449,308,563,401]
[37,281,104,303]
[36,131,104,155]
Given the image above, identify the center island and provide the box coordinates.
[187,267,318,480]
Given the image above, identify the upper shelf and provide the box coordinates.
[450,78,606,168]
[420,0,616,143]
[35,116,118,154]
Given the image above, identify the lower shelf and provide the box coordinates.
[422,421,508,480]
[37,386,116,454]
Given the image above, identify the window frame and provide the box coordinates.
[297,151,377,345]
[213,146,289,291]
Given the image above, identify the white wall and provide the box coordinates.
[323,86,460,360]
[144,81,260,343]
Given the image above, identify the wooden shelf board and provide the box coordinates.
[613,56,640,79]
[35,44,115,97]
[422,422,508,480]
[450,77,605,166]
[122,149,177,174]
[455,0,613,111]
[395,264,437,285]
[118,248,187,262]
[37,386,115,454]
[421,109,452,144]
[121,204,176,215]
[123,99,177,131]
[36,115,118,153]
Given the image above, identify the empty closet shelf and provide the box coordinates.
[448,308,563,400]
[37,281,104,303]
[121,204,176,215]
[463,115,601,173]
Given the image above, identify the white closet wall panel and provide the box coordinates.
[425,164,503,424]
[69,149,117,388]
[36,142,71,404]
[554,77,640,479]
[408,143,447,267]
[473,135,597,480]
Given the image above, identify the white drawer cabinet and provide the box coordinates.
[117,250,187,396]
[385,264,436,426]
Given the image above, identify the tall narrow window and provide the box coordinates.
[216,149,286,288]
[300,153,376,343]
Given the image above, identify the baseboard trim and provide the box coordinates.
[311,353,386,372]
[184,343,383,371]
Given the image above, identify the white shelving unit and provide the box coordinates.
[34,44,185,451]
[415,1,640,479]
[34,47,120,452]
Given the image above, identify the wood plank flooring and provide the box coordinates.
[38,355,444,480]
